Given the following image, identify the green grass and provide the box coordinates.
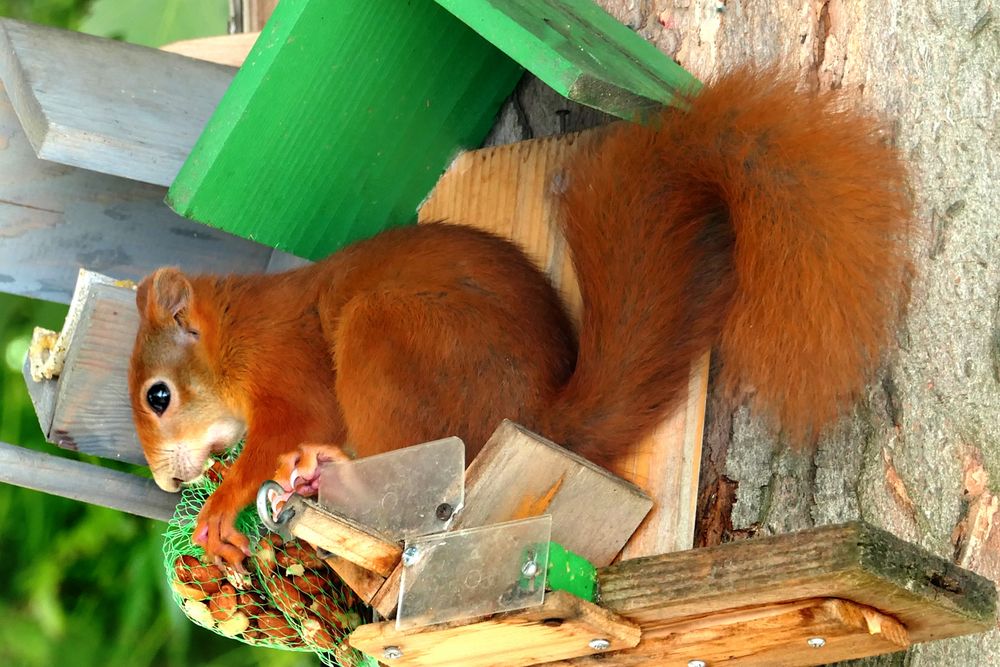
[79,0,228,46]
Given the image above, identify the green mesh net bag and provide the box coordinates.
[163,448,378,667]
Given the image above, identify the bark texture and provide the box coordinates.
[491,1,999,664]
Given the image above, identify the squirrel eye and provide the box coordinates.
[146,382,171,416]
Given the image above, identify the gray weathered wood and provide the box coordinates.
[0,18,235,186]
[0,82,279,304]
[22,354,56,440]
[0,441,177,521]
[46,282,143,463]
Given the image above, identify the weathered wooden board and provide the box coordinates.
[286,496,402,578]
[0,82,278,305]
[167,0,523,260]
[0,18,236,186]
[0,441,177,521]
[454,420,652,567]
[552,598,909,667]
[419,132,709,558]
[46,282,143,463]
[581,522,997,664]
[350,591,640,666]
[434,0,698,120]
[160,32,260,67]
[322,553,386,605]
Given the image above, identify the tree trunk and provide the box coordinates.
[495,1,999,664]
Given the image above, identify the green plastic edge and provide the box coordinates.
[166,0,523,260]
[433,0,701,120]
[546,541,597,602]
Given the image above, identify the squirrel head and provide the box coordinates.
[129,268,245,492]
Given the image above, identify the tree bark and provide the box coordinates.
[494,1,999,664]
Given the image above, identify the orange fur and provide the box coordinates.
[129,67,911,565]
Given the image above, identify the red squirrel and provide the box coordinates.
[129,68,912,566]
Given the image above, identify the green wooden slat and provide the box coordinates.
[546,542,597,602]
[167,0,522,260]
[433,0,699,119]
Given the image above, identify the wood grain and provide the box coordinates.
[287,497,402,577]
[553,598,909,666]
[0,18,235,186]
[47,283,143,463]
[0,441,177,521]
[596,522,996,649]
[350,590,640,666]
[0,82,275,305]
[322,553,386,605]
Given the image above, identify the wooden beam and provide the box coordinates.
[0,81,276,305]
[0,18,235,186]
[0,441,177,521]
[433,0,699,120]
[419,131,708,558]
[552,598,910,667]
[160,32,260,67]
[584,522,997,664]
[285,496,402,578]
[167,0,523,260]
[350,591,640,666]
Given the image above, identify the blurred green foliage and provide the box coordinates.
[0,3,315,666]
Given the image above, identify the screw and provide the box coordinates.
[383,646,403,660]
[522,558,540,578]
[435,502,454,521]
[688,661,707,667]
[807,637,827,648]
[401,546,421,567]
[589,638,611,651]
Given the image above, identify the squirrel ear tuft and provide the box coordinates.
[137,268,193,326]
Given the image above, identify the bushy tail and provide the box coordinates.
[544,68,912,465]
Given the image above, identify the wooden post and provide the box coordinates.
[0,441,177,521]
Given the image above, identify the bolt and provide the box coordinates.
[688,661,707,667]
[401,546,421,567]
[589,638,611,651]
[807,637,827,649]
[435,502,454,521]
[522,559,540,578]
[383,646,403,660]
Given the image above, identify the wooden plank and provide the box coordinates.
[166,0,523,260]
[286,497,402,578]
[455,420,651,567]
[322,553,386,605]
[0,441,178,521]
[160,32,260,67]
[47,282,143,463]
[419,132,708,558]
[21,355,55,440]
[594,522,997,662]
[0,19,236,186]
[350,591,640,666]
[0,82,275,305]
[554,598,910,667]
[433,0,699,120]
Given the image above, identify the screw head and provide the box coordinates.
[589,638,611,651]
[435,502,454,521]
[383,646,403,659]
[688,661,707,667]
[522,559,540,578]
[401,546,421,567]
[807,637,827,648]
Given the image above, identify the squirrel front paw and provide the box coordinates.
[272,443,351,500]
[194,499,251,569]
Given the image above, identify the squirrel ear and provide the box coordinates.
[137,268,193,327]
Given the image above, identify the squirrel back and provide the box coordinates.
[543,68,912,463]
